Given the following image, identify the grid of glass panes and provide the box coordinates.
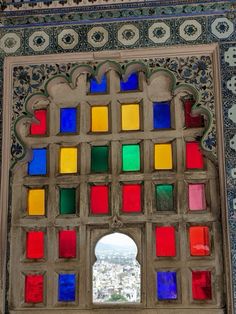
[12,69,222,309]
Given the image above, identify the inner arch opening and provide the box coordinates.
[93,232,141,303]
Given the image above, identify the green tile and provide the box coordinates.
[60,188,76,214]
[156,185,173,211]
[91,146,109,173]
[122,144,140,171]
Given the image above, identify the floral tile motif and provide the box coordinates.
[117,24,140,46]
[179,19,202,42]
[87,26,109,48]
[0,32,21,54]
[148,22,170,44]
[225,47,236,67]
[28,31,50,52]
[58,28,79,50]
[211,17,234,39]
[227,76,236,95]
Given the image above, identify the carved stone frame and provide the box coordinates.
[0,44,232,314]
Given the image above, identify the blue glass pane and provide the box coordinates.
[157,272,177,300]
[60,108,77,133]
[90,75,107,93]
[28,148,47,176]
[58,274,76,302]
[153,101,171,129]
[120,73,139,91]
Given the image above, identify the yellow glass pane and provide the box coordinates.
[28,189,45,215]
[60,148,77,174]
[121,104,140,131]
[91,106,108,132]
[154,144,173,170]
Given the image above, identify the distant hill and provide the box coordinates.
[95,242,137,254]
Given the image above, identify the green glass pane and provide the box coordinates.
[91,146,109,173]
[60,188,76,214]
[156,185,173,211]
[122,144,140,172]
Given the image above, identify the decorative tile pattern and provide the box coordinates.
[87,26,109,48]
[28,31,49,52]
[225,47,236,67]
[211,17,234,39]
[0,32,21,53]
[179,19,202,42]
[227,76,236,95]
[117,24,140,46]
[148,22,170,44]
[58,29,79,50]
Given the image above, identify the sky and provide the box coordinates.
[98,232,136,248]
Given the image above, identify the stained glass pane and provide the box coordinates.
[184,98,203,128]
[59,188,76,215]
[189,226,210,256]
[59,148,77,174]
[120,73,139,91]
[156,185,173,211]
[186,142,204,169]
[156,226,176,257]
[60,108,77,133]
[90,185,109,214]
[90,75,107,93]
[188,184,206,211]
[122,144,140,172]
[28,189,45,216]
[121,104,140,131]
[58,274,76,302]
[25,275,44,303]
[91,106,108,132]
[30,109,47,135]
[26,231,44,259]
[59,230,76,258]
[91,146,109,173]
[122,184,141,213]
[154,144,172,170]
[157,272,177,300]
[153,102,171,129]
[192,271,212,300]
[28,148,47,176]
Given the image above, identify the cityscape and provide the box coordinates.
[93,233,141,303]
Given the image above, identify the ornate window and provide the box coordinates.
[1,46,228,313]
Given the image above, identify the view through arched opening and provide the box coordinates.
[93,232,141,303]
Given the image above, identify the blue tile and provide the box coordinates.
[90,75,107,93]
[58,274,76,302]
[120,73,139,91]
[157,271,177,300]
[28,148,47,176]
[60,108,77,133]
[153,101,171,129]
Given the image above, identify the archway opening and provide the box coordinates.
[93,232,141,303]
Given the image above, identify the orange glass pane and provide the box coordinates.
[189,226,210,256]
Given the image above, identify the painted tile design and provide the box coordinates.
[179,19,202,42]
[87,26,109,48]
[211,17,234,39]
[117,24,140,46]
[58,28,79,50]
[28,31,50,52]
[0,32,21,53]
[148,22,170,44]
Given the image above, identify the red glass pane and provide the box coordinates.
[184,99,203,128]
[186,142,204,169]
[30,109,47,135]
[90,185,109,214]
[59,230,76,258]
[192,271,212,300]
[189,226,210,256]
[155,226,176,257]
[26,231,44,259]
[122,184,141,213]
[25,275,44,303]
